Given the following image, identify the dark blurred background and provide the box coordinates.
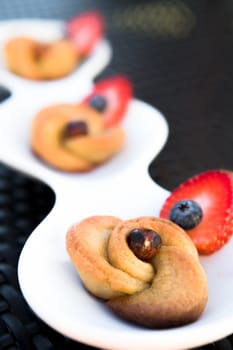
[0,1,233,349]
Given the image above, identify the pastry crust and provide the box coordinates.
[31,104,125,172]
[4,37,78,80]
[66,216,208,328]
[66,216,149,299]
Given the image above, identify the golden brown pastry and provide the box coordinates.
[66,216,208,329]
[31,104,125,172]
[4,37,78,80]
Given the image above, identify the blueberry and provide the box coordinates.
[0,85,11,103]
[169,200,203,230]
[88,95,107,112]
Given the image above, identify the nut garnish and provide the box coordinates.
[127,228,162,261]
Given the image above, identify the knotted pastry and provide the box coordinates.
[66,216,208,328]
[31,104,125,172]
[4,37,78,80]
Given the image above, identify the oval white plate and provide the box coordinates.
[14,96,233,350]
[0,19,112,87]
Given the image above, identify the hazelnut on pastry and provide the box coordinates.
[4,37,78,80]
[66,216,208,329]
[31,104,125,172]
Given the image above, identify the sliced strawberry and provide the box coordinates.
[83,75,133,128]
[160,170,233,255]
[65,11,104,56]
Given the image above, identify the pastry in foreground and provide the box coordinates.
[66,216,208,328]
[31,104,125,172]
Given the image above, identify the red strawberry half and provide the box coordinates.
[160,170,233,255]
[65,11,104,56]
[83,75,133,128]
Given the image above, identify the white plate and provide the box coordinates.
[0,19,112,88]
[14,96,233,350]
[0,17,233,350]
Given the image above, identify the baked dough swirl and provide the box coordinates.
[66,216,208,328]
[4,37,78,80]
[31,104,125,172]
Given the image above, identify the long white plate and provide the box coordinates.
[0,17,233,350]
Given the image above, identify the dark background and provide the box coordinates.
[0,0,232,349]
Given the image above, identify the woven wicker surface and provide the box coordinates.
[0,0,233,349]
